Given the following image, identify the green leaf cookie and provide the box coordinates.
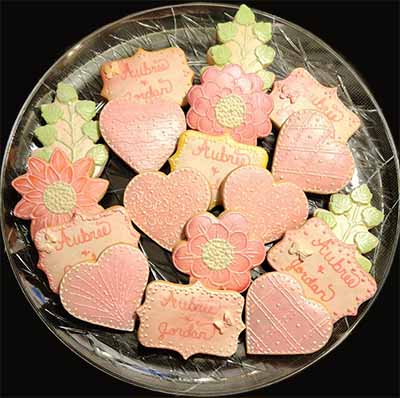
[355,252,372,273]
[314,184,384,273]
[207,4,275,89]
[32,84,108,177]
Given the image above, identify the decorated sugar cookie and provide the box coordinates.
[272,109,355,194]
[100,48,194,105]
[123,168,212,251]
[315,184,384,272]
[137,281,245,359]
[34,206,140,293]
[169,130,268,208]
[222,166,308,243]
[267,218,377,322]
[172,212,266,292]
[270,68,361,142]
[32,83,108,177]
[12,149,109,237]
[246,272,333,355]
[100,99,186,173]
[186,64,273,145]
[207,4,276,89]
[60,244,149,331]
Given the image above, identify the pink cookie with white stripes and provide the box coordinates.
[222,166,308,243]
[246,272,333,355]
[60,244,149,331]
[99,99,186,173]
[272,110,354,194]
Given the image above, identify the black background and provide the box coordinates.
[1,1,399,397]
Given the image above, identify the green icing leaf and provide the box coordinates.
[256,70,275,90]
[82,120,100,142]
[234,4,256,25]
[362,207,384,228]
[41,103,63,124]
[351,184,372,204]
[217,22,238,43]
[75,100,96,121]
[314,209,337,228]
[253,22,272,42]
[34,147,52,162]
[255,45,276,66]
[56,83,78,104]
[34,125,57,146]
[354,231,379,254]
[209,45,232,65]
[329,193,352,214]
[356,252,372,273]
[86,144,108,166]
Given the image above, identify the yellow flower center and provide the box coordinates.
[201,238,234,271]
[215,94,246,128]
[43,182,77,214]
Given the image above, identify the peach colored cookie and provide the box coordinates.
[186,64,273,145]
[12,149,109,237]
[100,99,186,173]
[136,281,245,359]
[246,272,333,355]
[270,68,360,143]
[100,48,194,106]
[123,168,211,251]
[272,110,355,194]
[60,244,149,331]
[172,212,265,292]
[32,83,108,177]
[34,206,140,293]
[169,130,268,208]
[267,218,377,322]
[222,166,308,244]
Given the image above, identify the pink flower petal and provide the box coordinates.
[30,217,48,237]
[208,268,231,287]
[221,87,233,97]
[60,165,74,184]
[206,223,229,240]
[236,77,253,94]
[223,64,243,79]
[226,271,251,293]
[50,149,70,175]
[80,178,108,201]
[232,86,244,96]
[32,204,48,218]
[13,199,36,219]
[249,74,264,92]
[187,85,203,105]
[201,66,220,83]
[24,190,43,203]
[229,232,248,251]
[198,116,214,133]
[76,204,104,215]
[185,214,214,238]
[242,240,266,266]
[230,253,252,272]
[46,166,59,183]
[76,194,97,207]
[186,108,201,130]
[210,94,222,106]
[28,157,47,178]
[212,120,225,134]
[191,258,211,278]
[73,158,94,178]
[12,176,34,194]
[193,97,211,117]
[188,235,208,256]
[253,120,271,138]
[219,212,249,234]
[172,243,195,273]
[203,81,220,98]
[72,177,87,193]
[29,175,47,192]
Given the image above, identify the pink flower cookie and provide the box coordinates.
[60,244,149,331]
[267,218,377,322]
[186,64,273,145]
[12,149,109,237]
[222,166,309,243]
[246,272,333,355]
[123,168,212,251]
[137,280,245,359]
[172,212,266,293]
[100,99,186,173]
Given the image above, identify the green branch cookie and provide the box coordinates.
[33,83,109,177]
[315,184,384,272]
[207,4,276,90]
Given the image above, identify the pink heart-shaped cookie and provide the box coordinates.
[60,244,149,331]
[272,109,354,194]
[99,99,186,173]
[124,168,212,251]
[222,166,308,243]
[246,272,333,355]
